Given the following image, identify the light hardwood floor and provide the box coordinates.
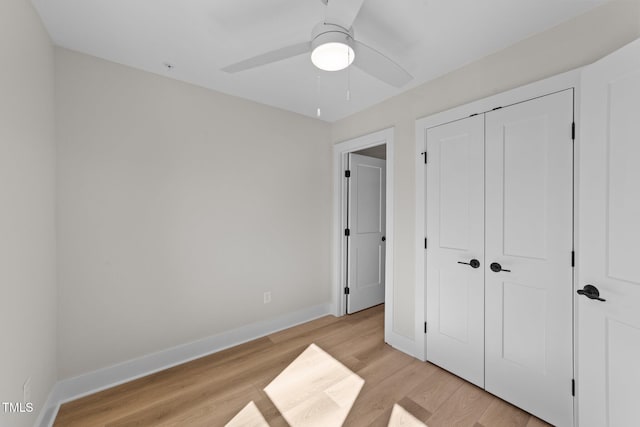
[54,305,552,426]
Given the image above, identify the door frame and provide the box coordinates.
[415,70,581,367]
[345,153,387,314]
[333,128,396,340]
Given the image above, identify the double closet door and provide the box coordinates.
[425,89,574,426]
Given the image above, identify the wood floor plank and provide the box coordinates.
[406,365,465,413]
[369,407,396,427]
[426,382,494,427]
[225,401,270,427]
[54,304,553,427]
[395,396,433,424]
[526,415,554,427]
[477,398,531,427]
[253,393,289,427]
[344,359,434,426]
[153,384,263,427]
[99,346,304,427]
[54,336,276,425]
[354,344,417,388]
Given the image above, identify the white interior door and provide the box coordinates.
[484,90,574,426]
[347,153,386,314]
[578,39,640,427]
[425,115,485,387]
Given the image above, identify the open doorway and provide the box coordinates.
[345,147,386,313]
[332,128,394,335]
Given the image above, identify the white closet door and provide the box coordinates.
[485,90,574,426]
[425,115,485,387]
[347,153,386,314]
[578,39,640,427]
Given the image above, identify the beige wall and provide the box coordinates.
[55,48,333,378]
[332,0,640,340]
[0,0,57,425]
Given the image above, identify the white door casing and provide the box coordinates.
[347,153,386,314]
[578,38,640,427]
[484,89,574,427]
[425,115,485,387]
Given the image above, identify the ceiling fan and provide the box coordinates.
[222,0,413,88]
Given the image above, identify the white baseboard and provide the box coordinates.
[385,330,418,359]
[33,387,60,427]
[35,303,332,427]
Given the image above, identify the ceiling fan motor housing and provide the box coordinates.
[311,22,354,47]
[310,22,355,71]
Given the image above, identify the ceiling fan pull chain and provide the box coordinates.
[346,47,351,101]
[316,75,322,117]
[322,0,328,23]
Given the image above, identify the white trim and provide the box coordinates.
[34,388,60,427]
[414,120,427,361]
[415,70,581,131]
[414,69,581,362]
[385,330,418,357]
[332,128,403,348]
[572,74,583,427]
[36,303,331,426]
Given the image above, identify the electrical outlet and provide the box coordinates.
[23,377,31,403]
[263,291,271,304]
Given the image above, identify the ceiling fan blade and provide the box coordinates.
[325,0,366,29]
[222,42,311,73]
[353,40,413,88]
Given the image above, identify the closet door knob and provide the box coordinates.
[577,284,606,302]
[490,262,511,273]
[458,259,480,269]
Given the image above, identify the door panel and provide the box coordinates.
[347,153,386,314]
[607,72,640,284]
[578,38,640,427]
[438,135,474,251]
[353,235,382,288]
[485,90,574,427]
[502,116,548,260]
[355,163,383,234]
[502,281,547,374]
[426,115,485,387]
[608,319,640,427]
[438,268,470,343]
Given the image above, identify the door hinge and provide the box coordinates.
[571,250,575,267]
[345,170,351,178]
[344,228,350,236]
[344,287,350,295]
[424,322,427,334]
[571,122,575,140]
[421,151,427,164]
[572,379,575,396]
[424,238,427,249]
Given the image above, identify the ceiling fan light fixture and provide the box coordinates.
[310,23,355,72]
[311,41,355,71]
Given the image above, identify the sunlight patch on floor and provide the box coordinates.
[264,343,365,427]
[225,401,269,427]
[387,403,427,427]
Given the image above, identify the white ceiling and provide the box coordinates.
[31,0,607,122]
